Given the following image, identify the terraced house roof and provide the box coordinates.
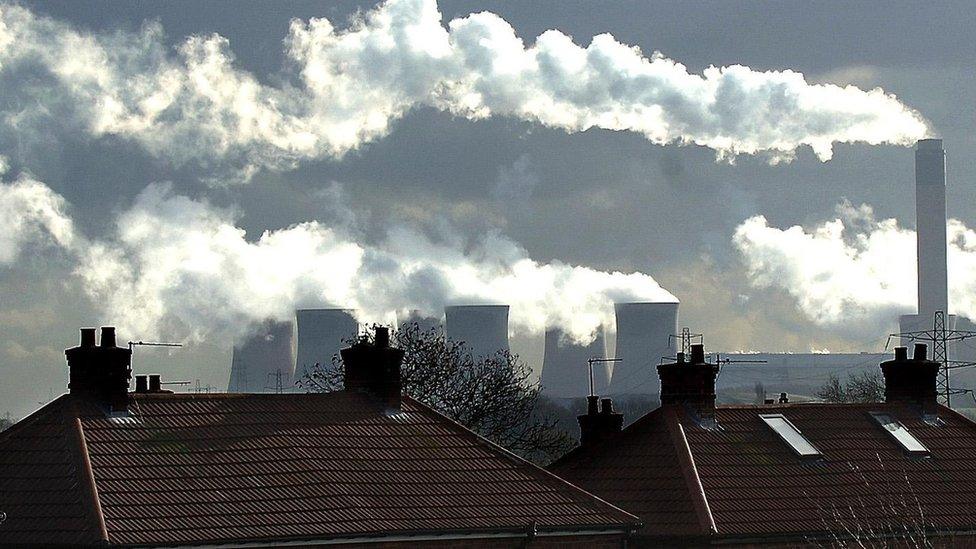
[551,343,976,546]
[0,391,638,547]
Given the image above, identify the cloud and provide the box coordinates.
[733,201,976,326]
[0,0,929,181]
[0,168,76,263]
[0,172,674,344]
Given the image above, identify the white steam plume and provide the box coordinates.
[733,201,976,325]
[0,166,76,263]
[0,174,674,343]
[0,0,927,179]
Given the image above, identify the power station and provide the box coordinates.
[540,326,609,398]
[227,319,295,392]
[295,309,359,380]
[900,139,955,339]
[606,302,679,396]
[444,305,511,359]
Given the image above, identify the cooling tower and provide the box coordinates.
[397,309,443,335]
[540,327,609,398]
[227,319,295,392]
[444,305,510,359]
[915,138,949,318]
[295,309,359,380]
[607,302,678,396]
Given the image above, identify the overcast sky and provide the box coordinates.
[1,0,974,418]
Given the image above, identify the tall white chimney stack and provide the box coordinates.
[915,138,948,317]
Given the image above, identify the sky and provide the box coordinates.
[1,0,975,418]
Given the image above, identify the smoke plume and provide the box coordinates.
[733,201,976,325]
[0,0,928,180]
[0,172,674,344]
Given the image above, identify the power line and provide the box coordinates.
[888,310,976,408]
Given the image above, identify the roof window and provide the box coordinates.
[870,412,930,456]
[760,414,821,458]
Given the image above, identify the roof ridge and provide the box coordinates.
[61,398,109,545]
[664,405,716,537]
[399,395,641,530]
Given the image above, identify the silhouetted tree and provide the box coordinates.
[300,323,573,464]
[817,372,884,403]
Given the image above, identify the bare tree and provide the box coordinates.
[817,372,884,403]
[299,323,573,464]
[0,413,12,432]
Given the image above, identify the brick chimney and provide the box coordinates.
[578,396,624,447]
[340,326,404,410]
[657,344,720,420]
[65,327,132,413]
[880,344,939,411]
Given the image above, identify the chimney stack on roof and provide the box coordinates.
[577,395,624,448]
[65,326,132,413]
[340,326,404,410]
[658,343,720,420]
[880,344,940,411]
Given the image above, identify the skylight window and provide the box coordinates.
[870,412,930,456]
[760,414,821,458]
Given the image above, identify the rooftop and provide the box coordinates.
[0,391,638,547]
[551,401,976,543]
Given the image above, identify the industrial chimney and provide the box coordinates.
[607,302,678,396]
[295,309,358,380]
[444,305,510,359]
[65,327,132,412]
[899,139,956,347]
[540,326,609,398]
[915,139,949,318]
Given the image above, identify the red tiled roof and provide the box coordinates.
[1,392,637,547]
[551,401,976,543]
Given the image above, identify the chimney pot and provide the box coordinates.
[895,346,908,361]
[578,395,623,447]
[914,343,928,361]
[135,375,148,393]
[586,394,599,415]
[779,392,789,404]
[80,328,96,348]
[148,374,161,393]
[880,342,939,411]
[676,352,685,364]
[100,327,117,348]
[658,340,719,421]
[340,325,404,410]
[375,326,390,348]
[65,325,132,413]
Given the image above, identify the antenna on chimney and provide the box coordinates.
[127,341,182,389]
[888,310,976,407]
[586,357,621,397]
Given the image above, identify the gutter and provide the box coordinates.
[144,526,635,548]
